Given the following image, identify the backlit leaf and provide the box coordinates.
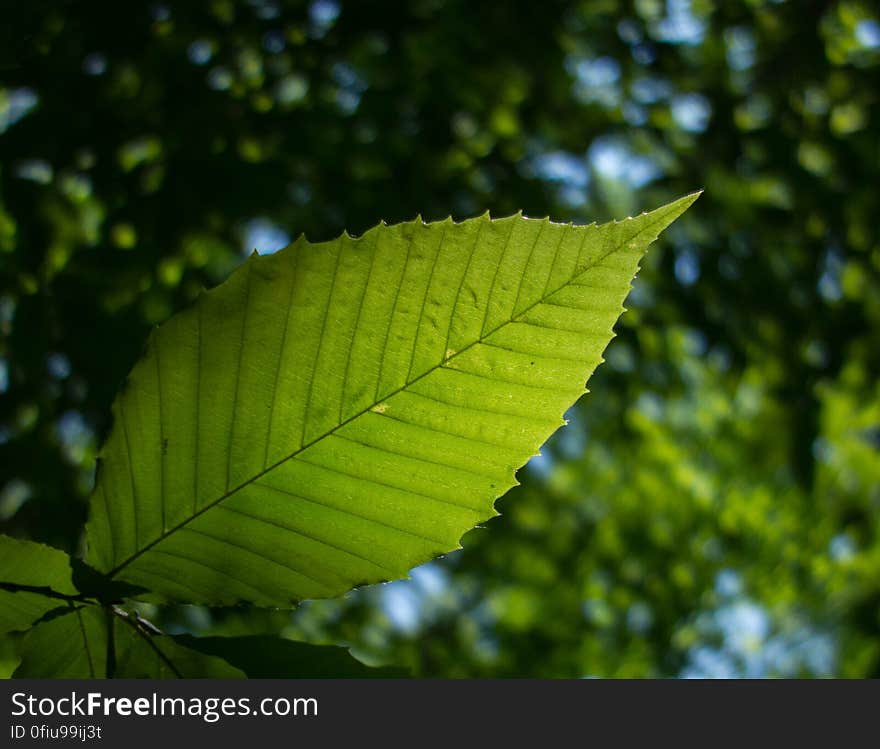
[85,195,699,606]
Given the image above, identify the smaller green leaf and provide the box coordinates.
[0,535,78,593]
[13,607,243,678]
[14,608,106,678]
[0,535,78,634]
[173,634,407,678]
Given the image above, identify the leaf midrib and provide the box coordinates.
[106,209,672,579]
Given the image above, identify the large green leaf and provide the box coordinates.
[13,607,243,678]
[0,535,77,634]
[85,195,699,606]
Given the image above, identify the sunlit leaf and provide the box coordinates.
[85,195,699,606]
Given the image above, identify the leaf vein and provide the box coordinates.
[218,503,397,574]
[252,481,451,546]
[332,432,504,482]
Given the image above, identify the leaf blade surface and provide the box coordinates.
[86,195,699,605]
[0,535,77,634]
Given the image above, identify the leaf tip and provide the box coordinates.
[646,190,702,227]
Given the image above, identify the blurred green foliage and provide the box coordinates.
[1,0,878,677]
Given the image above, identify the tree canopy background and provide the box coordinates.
[1,0,878,677]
